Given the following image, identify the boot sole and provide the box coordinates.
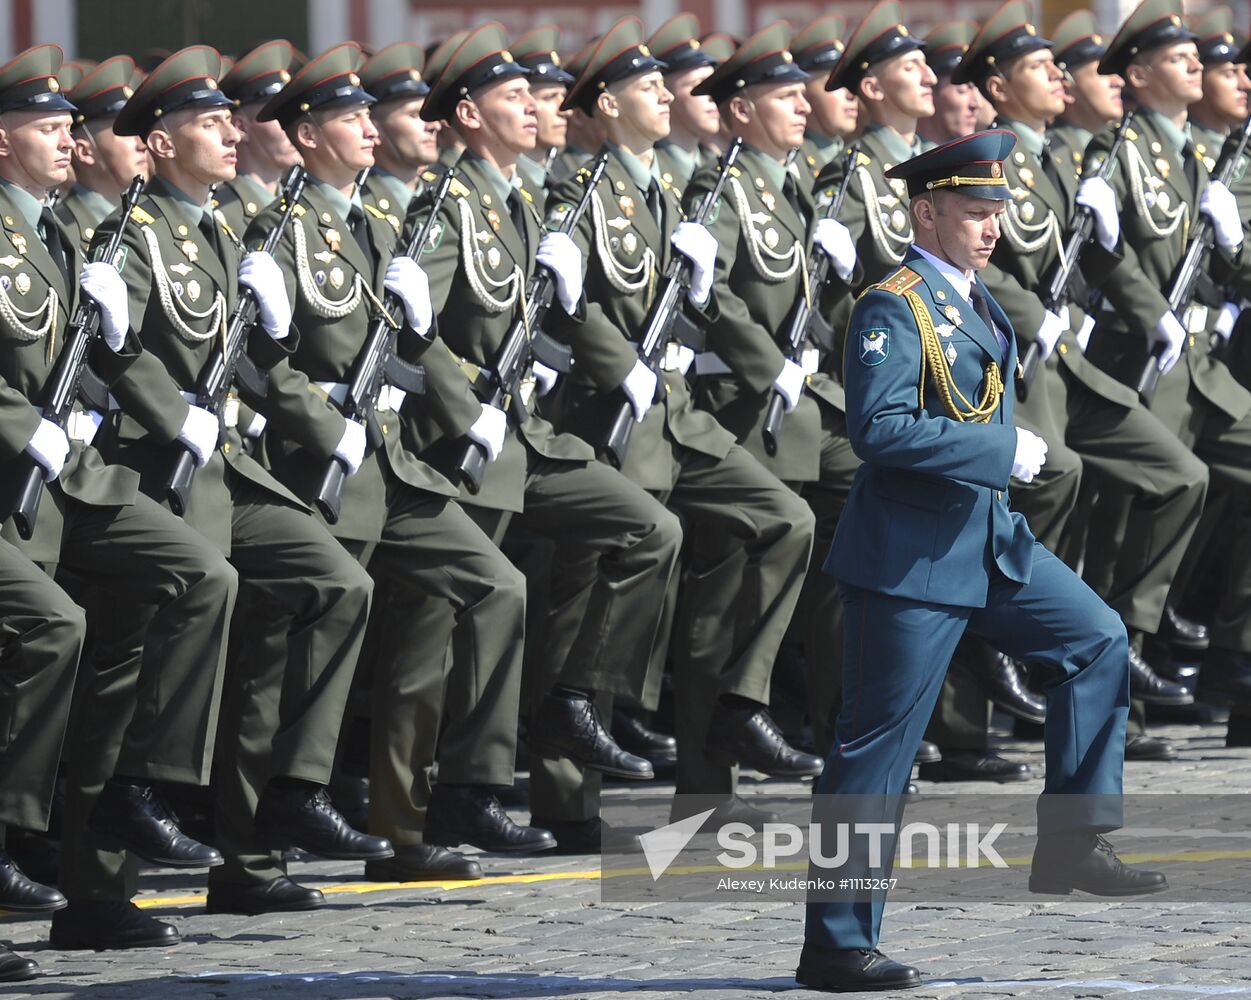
[917,767,1032,784]
[795,968,922,992]
[0,897,67,913]
[1028,878,1170,896]
[424,830,557,854]
[987,699,1046,724]
[705,746,823,778]
[532,746,654,780]
[49,932,180,951]
[86,831,223,869]
[204,897,324,916]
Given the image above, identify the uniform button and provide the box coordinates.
[222,442,231,455]
[1059,343,1068,355]
[382,422,389,435]
[1189,336,1196,348]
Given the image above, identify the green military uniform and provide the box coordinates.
[53,57,145,255]
[248,43,534,857]
[793,15,849,182]
[530,20,815,810]
[1082,2,1251,683]
[407,25,682,827]
[649,15,723,192]
[512,26,576,204]
[74,49,376,903]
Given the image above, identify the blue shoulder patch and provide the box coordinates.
[859,329,889,366]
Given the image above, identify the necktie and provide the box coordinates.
[347,204,372,262]
[645,179,663,228]
[39,207,70,291]
[1182,143,1201,196]
[969,284,1006,361]
[506,188,528,258]
[1039,138,1063,192]
[197,213,222,260]
[782,174,807,228]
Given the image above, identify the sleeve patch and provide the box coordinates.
[858,329,889,365]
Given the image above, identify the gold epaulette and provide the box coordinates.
[130,205,155,225]
[873,266,923,296]
[363,203,387,220]
[449,178,471,198]
[421,169,440,183]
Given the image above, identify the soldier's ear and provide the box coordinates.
[727,94,752,127]
[858,74,883,105]
[1123,60,1151,91]
[912,194,937,232]
[0,123,11,158]
[145,126,176,162]
[595,89,619,121]
[72,133,96,166]
[454,97,481,132]
[293,118,320,152]
[984,72,1008,107]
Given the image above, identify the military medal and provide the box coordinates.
[945,342,958,365]
[313,250,335,264]
[1020,202,1035,223]
[764,227,779,249]
[180,239,198,262]
[325,228,341,252]
[761,191,776,212]
[1155,158,1170,178]
[944,303,961,325]
[486,209,501,232]
[329,266,345,289]
[11,232,27,255]
[618,195,635,218]
[889,178,907,199]
[14,272,30,294]
[622,233,637,254]
[1019,167,1035,189]
[486,246,501,269]
[186,279,201,301]
[169,262,192,276]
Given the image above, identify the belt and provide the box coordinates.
[181,390,239,428]
[312,381,406,413]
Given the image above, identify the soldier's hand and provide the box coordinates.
[671,221,716,305]
[1149,311,1186,375]
[532,361,559,396]
[1036,306,1067,361]
[1200,182,1244,251]
[621,359,658,422]
[467,403,507,461]
[238,251,292,340]
[1216,302,1242,342]
[384,256,434,334]
[773,358,805,413]
[1076,177,1119,252]
[333,418,367,475]
[814,218,857,281]
[79,261,129,352]
[25,418,70,482]
[177,404,220,468]
[1076,314,1096,353]
[536,232,584,314]
[1011,427,1048,484]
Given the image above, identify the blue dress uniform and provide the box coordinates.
[799,132,1141,992]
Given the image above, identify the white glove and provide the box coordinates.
[621,359,658,422]
[1215,301,1242,341]
[1200,181,1244,251]
[1148,310,1186,375]
[674,344,695,375]
[536,232,584,314]
[671,221,717,305]
[384,256,434,334]
[237,251,291,339]
[773,358,806,413]
[333,419,366,475]
[244,412,267,439]
[467,403,507,462]
[1011,427,1048,484]
[532,360,559,397]
[813,217,857,282]
[177,404,220,468]
[1076,176,1120,252]
[25,418,70,482]
[79,261,129,352]
[1076,313,1096,353]
[1036,306,1068,361]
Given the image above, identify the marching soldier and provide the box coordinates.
[959,0,1205,762]
[649,15,722,193]
[799,129,1163,994]
[426,32,471,169]
[1049,11,1123,170]
[792,15,855,179]
[917,22,982,146]
[0,44,240,952]
[546,17,818,827]
[1081,0,1251,715]
[547,40,602,184]
[247,42,550,873]
[213,40,304,235]
[405,23,685,852]
[55,56,149,253]
[512,26,575,200]
[75,45,389,921]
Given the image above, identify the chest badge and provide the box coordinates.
[169,262,192,277]
[180,239,198,263]
[618,195,635,219]
[186,279,201,302]
[944,303,961,325]
[945,342,958,365]
[313,250,335,264]
[763,227,779,249]
[14,272,30,294]
[1020,201,1036,223]
[486,209,502,232]
[0,254,21,269]
[859,329,889,366]
[329,266,345,289]
[761,191,777,212]
[325,228,342,252]
[1155,158,1171,179]
[1019,167,1035,189]
[622,233,638,255]
[486,246,501,269]
[11,232,27,255]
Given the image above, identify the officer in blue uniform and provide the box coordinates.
[797,131,1166,994]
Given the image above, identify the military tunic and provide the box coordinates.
[211,173,277,242]
[52,183,115,256]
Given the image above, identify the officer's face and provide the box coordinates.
[928,80,980,140]
[916,190,1003,271]
[464,77,538,155]
[1128,42,1203,107]
[1197,62,1250,127]
[868,50,936,119]
[0,110,74,190]
[606,71,673,145]
[806,77,859,138]
[999,49,1067,121]
[309,105,380,173]
[667,66,721,140]
[374,97,441,168]
[529,84,570,149]
[149,108,240,185]
[233,107,302,171]
[1070,61,1123,121]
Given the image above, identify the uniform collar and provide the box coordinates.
[368,168,412,213]
[607,140,659,194]
[1141,108,1189,154]
[463,150,521,206]
[911,243,973,303]
[1189,119,1227,158]
[0,180,45,228]
[1001,117,1044,158]
[310,176,361,220]
[867,122,924,164]
[72,185,117,227]
[149,174,215,227]
[656,139,696,186]
[516,153,547,194]
[741,144,788,190]
[1054,122,1092,152]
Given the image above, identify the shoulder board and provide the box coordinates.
[855,151,872,167]
[519,187,534,203]
[873,266,923,296]
[421,169,440,183]
[363,203,387,220]
[575,165,593,182]
[449,178,472,198]
[729,165,742,177]
[130,205,155,225]
[1125,127,1138,141]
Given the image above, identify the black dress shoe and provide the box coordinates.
[365,844,483,881]
[50,900,180,950]
[254,784,393,861]
[913,740,941,765]
[796,944,922,992]
[611,708,678,764]
[532,815,640,855]
[705,702,823,777]
[1030,832,1168,896]
[1198,648,1251,707]
[917,749,1031,783]
[87,779,223,869]
[530,692,654,779]
[1227,711,1251,748]
[1124,735,1178,761]
[205,875,323,915]
[966,650,1047,723]
[0,947,38,983]
[424,784,557,853]
[1162,606,1210,653]
[1130,646,1194,706]
[0,850,66,912]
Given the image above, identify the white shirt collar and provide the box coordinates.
[910,244,973,304]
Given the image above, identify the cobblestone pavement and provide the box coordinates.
[4,716,1251,1000]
